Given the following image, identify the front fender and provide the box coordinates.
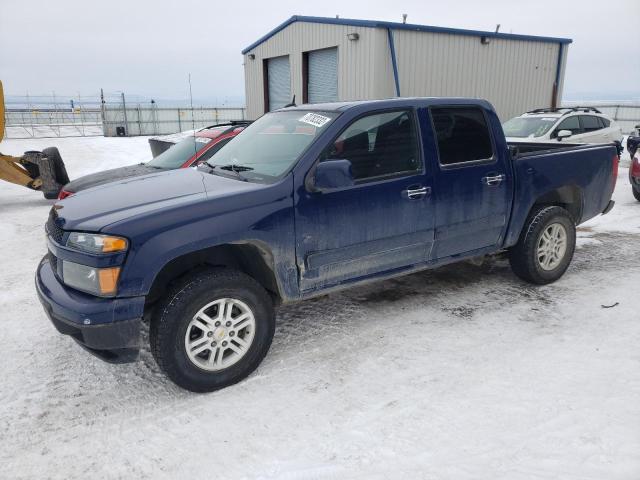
[109,178,298,300]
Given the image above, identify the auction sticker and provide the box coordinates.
[299,113,331,128]
[195,137,212,144]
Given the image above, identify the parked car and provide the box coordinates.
[57,122,249,199]
[37,98,618,392]
[630,149,640,201]
[503,107,623,151]
[627,126,640,161]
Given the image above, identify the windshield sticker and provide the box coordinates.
[299,113,331,128]
[195,137,212,144]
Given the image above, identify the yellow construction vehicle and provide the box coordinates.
[0,80,70,199]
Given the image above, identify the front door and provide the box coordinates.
[429,106,512,259]
[295,109,435,293]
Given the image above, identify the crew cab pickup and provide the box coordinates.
[36,98,618,392]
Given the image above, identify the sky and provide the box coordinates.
[1,0,638,104]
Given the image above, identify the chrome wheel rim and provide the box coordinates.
[184,298,256,371]
[536,223,567,271]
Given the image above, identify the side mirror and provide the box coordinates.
[556,129,572,141]
[312,159,354,191]
[0,80,4,143]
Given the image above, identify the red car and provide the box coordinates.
[630,149,640,202]
[58,122,250,199]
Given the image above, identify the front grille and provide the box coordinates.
[46,208,65,245]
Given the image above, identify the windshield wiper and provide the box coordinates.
[218,164,254,172]
[212,164,253,181]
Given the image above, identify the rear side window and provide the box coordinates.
[430,107,493,165]
[598,117,611,128]
[555,116,581,135]
[580,115,602,132]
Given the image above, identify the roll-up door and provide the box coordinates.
[267,55,291,111]
[308,48,338,103]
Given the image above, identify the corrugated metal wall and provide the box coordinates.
[244,21,567,121]
[244,22,392,119]
[392,30,562,121]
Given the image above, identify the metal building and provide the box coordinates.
[242,16,571,121]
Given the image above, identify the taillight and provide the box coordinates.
[57,189,73,200]
[612,154,619,190]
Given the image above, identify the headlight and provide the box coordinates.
[66,232,128,254]
[62,261,121,296]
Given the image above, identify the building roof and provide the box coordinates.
[241,15,573,54]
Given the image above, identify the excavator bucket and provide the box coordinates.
[0,80,4,143]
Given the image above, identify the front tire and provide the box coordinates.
[509,206,576,285]
[633,187,640,202]
[150,268,275,392]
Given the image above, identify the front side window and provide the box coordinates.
[320,110,420,181]
[207,110,338,182]
[580,115,602,133]
[599,117,611,128]
[431,107,493,165]
[555,116,581,136]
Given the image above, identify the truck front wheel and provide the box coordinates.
[509,206,576,285]
[150,268,275,392]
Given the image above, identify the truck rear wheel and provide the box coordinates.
[508,206,576,285]
[150,268,275,392]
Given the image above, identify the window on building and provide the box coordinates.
[430,107,494,165]
[321,110,420,181]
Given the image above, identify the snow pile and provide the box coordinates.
[0,136,639,479]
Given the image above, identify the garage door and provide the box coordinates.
[267,56,291,111]
[308,48,338,103]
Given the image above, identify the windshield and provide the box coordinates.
[147,136,212,169]
[207,110,339,182]
[502,116,559,138]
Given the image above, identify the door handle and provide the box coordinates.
[481,174,505,186]
[405,186,431,199]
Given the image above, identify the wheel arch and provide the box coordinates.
[145,241,282,307]
[530,184,584,224]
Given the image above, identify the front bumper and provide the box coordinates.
[35,256,145,363]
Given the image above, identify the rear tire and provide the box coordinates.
[150,268,275,393]
[509,206,576,285]
[633,187,640,202]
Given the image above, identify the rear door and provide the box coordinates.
[579,115,609,143]
[429,106,512,259]
[295,108,435,292]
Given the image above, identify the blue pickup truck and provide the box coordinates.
[36,98,618,392]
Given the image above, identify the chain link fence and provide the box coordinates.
[3,92,247,139]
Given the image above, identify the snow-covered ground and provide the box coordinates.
[1,137,639,480]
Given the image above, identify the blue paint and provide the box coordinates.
[36,97,615,361]
[242,15,572,54]
[387,28,401,97]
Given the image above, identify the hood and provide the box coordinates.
[54,167,261,232]
[64,164,162,193]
